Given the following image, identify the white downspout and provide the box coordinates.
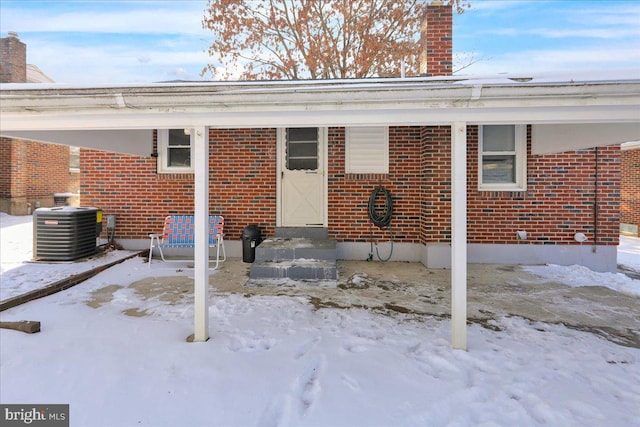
[451,122,468,350]
[192,126,210,342]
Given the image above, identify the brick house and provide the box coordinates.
[2,3,639,347]
[621,141,640,236]
[72,3,635,273]
[0,32,79,215]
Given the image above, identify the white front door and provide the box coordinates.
[278,127,327,227]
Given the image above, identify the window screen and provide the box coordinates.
[167,129,191,168]
[286,128,318,170]
[481,125,517,184]
[479,124,527,191]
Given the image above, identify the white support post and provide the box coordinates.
[451,122,468,351]
[193,126,210,342]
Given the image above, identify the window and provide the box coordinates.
[345,126,389,174]
[479,125,526,191]
[158,129,193,173]
[286,128,318,170]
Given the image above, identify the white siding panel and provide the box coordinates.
[345,126,389,173]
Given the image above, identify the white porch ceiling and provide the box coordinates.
[1,130,153,156]
[532,123,640,155]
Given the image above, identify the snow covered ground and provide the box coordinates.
[1,213,639,427]
[523,235,640,297]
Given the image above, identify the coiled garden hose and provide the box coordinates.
[368,186,393,228]
[368,186,394,262]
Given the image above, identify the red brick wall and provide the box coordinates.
[621,147,639,231]
[83,127,425,242]
[81,126,619,248]
[81,147,191,239]
[209,128,277,239]
[0,137,24,198]
[419,126,620,246]
[0,34,27,83]
[81,129,277,241]
[420,126,452,243]
[328,127,423,243]
[0,140,8,197]
[25,140,71,198]
[419,4,452,76]
[0,137,73,213]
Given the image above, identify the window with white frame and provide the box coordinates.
[479,124,526,191]
[158,129,193,173]
[345,126,389,174]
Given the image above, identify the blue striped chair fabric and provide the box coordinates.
[162,215,223,247]
[149,215,226,268]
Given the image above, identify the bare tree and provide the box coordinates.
[202,0,469,80]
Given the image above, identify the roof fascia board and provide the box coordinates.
[1,80,638,112]
[1,80,638,132]
[1,105,637,132]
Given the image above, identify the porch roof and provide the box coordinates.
[1,71,639,132]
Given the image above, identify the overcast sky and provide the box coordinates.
[0,0,638,84]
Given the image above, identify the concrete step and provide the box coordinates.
[255,237,336,262]
[250,236,338,281]
[275,227,328,239]
[249,260,337,280]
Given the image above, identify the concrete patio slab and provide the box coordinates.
[116,259,640,348]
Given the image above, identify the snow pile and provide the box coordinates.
[522,264,640,297]
[0,213,33,273]
[619,235,640,271]
[521,235,640,297]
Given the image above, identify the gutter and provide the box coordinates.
[1,76,639,132]
[2,80,639,112]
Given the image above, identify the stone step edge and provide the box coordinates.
[249,259,338,280]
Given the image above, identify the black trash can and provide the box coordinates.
[242,225,262,263]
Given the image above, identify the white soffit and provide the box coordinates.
[531,123,640,155]
[621,140,640,150]
[0,130,153,156]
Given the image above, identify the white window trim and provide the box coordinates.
[345,126,389,174]
[157,129,194,174]
[478,124,527,191]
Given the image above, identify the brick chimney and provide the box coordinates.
[419,1,453,76]
[0,32,27,83]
